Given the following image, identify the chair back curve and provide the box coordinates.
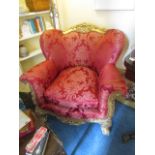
[40,23,125,73]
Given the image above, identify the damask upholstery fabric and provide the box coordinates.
[44,66,98,109]
[40,29,125,73]
[20,60,58,104]
[98,64,127,114]
[40,102,104,119]
[20,27,127,119]
[99,64,127,96]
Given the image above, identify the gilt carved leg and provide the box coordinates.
[100,118,112,136]
[101,126,110,135]
[100,92,121,135]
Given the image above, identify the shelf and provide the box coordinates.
[19,32,43,42]
[20,49,42,62]
[19,10,50,18]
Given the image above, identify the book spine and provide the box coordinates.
[27,19,37,34]
[25,127,47,153]
[34,17,42,32]
[25,20,32,34]
[21,21,32,37]
[39,16,45,31]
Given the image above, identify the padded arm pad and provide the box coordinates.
[99,64,127,96]
[20,60,58,104]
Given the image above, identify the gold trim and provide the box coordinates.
[107,91,122,118]
[22,81,134,134]
[107,91,135,119]
[63,23,107,34]
[35,106,112,127]
[30,82,119,127]
[117,96,135,109]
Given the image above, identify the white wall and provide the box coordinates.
[56,0,135,69]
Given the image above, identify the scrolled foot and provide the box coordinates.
[101,126,110,135]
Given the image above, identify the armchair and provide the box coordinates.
[20,23,127,135]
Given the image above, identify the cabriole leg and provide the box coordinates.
[100,118,112,136]
[101,126,110,135]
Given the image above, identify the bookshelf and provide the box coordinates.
[19,32,42,42]
[19,9,56,92]
[20,49,42,62]
[19,0,60,92]
[19,10,50,17]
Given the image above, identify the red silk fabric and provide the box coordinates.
[20,28,127,119]
[40,29,125,73]
[44,66,98,109]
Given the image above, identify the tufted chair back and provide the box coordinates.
[40,23,125,73]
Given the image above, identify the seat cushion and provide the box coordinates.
[44,66,99,109]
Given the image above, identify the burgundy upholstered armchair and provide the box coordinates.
[20,23,127,135]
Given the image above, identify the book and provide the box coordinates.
[39,16,45,31]
[25,126,48,154]
[21,21,32,37]
[19,110,35,138]
[34,17,42,32]
[33,130,50,155]
[19,119,35,138]
[19,109,31,130]
[27,19,37,34]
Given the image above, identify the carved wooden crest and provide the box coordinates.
[63,23,106,34]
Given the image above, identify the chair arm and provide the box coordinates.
[20,60,58,104]
[98,64,127,113]
[98,64,127,96]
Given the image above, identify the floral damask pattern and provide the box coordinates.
[44,66,98,109]
[20,60,58,105]
[20,28,126,119]
[40,29,125,73]
[99,64,127,96]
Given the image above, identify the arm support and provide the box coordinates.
[20,60,58,104]
[98,64,127,112]
[99,64,127,95]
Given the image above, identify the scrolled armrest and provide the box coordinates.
[20,60,58,104]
